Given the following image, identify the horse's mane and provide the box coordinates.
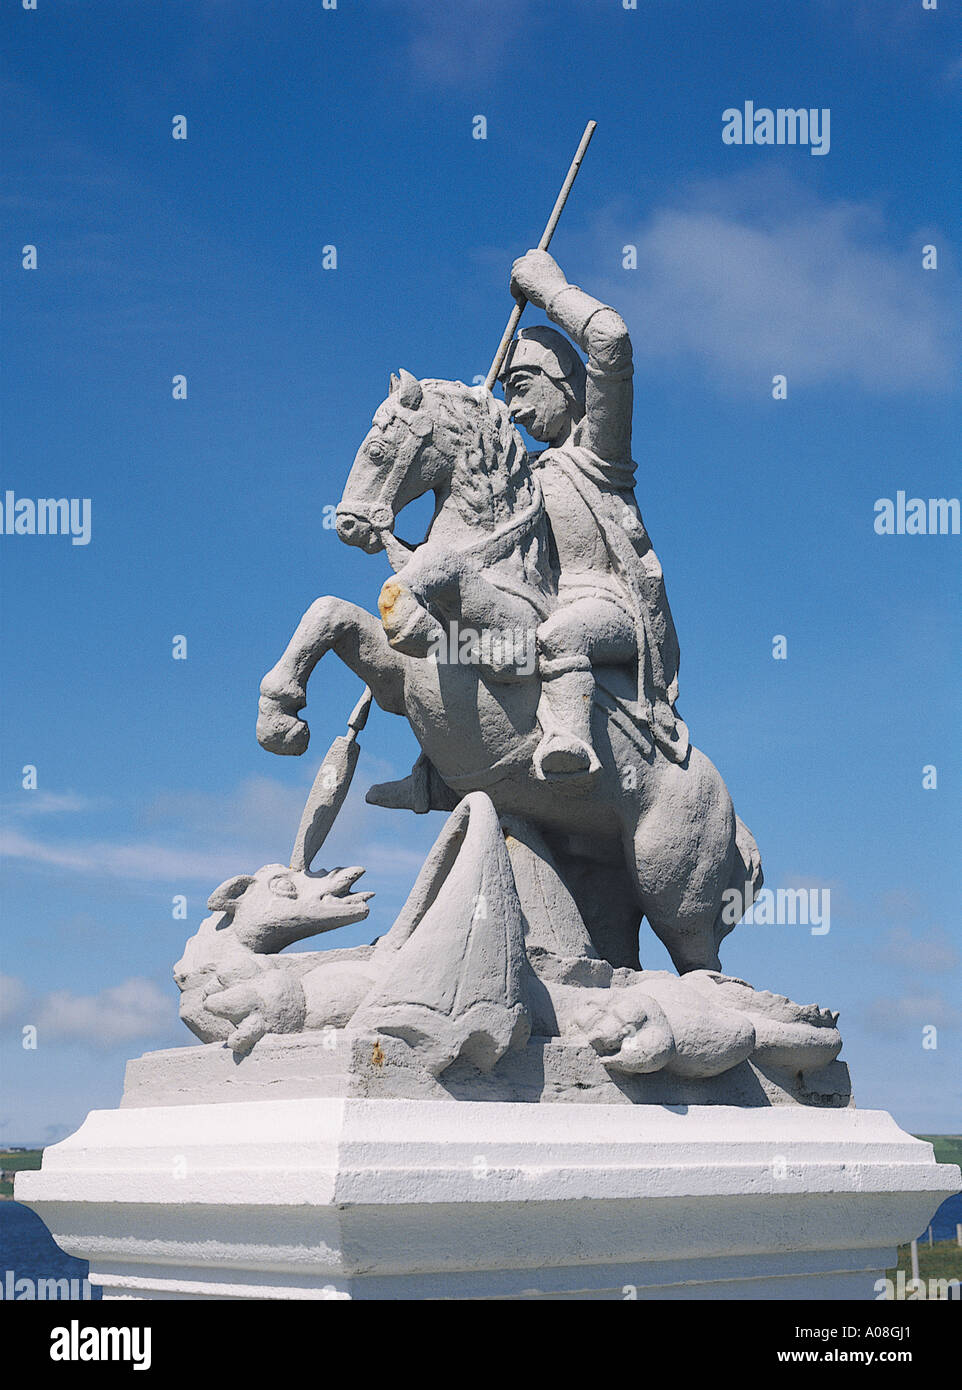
[419,379,534,532]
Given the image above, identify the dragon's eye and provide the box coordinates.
[268,875,297,899]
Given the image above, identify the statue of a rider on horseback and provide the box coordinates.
[171,123,851,1103]
[373,246,688,808]
[253,120,767,984]
[504,247,688,776]
[254,248,764,979]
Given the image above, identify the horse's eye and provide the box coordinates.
[367,441,386,462]
[268,876,297,899]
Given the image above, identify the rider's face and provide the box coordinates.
[503,368,571,445]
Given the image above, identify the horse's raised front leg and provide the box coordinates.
[381,549,541,679]
[257,596,406,756]
[399,547,537,635]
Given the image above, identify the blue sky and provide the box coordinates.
[2,0,960,1143]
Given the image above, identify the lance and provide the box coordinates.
[483,119,597,394]
[290,686,373,871]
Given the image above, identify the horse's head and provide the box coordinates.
[336,369,447,555]
[337,371,529,557]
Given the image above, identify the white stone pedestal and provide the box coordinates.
[16,1099,959,1300]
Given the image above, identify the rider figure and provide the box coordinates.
[366,250,688,812]
[501,248,688,778]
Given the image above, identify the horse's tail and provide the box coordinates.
[734,814,764,902]
[714,814,764,953]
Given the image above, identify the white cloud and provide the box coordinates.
[33,978,174,1049]
[1,762,439,895]
[1,791,105,817]
[600,174,957,393]
[0,827,244,884]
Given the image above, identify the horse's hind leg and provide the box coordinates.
[625,752,738,974]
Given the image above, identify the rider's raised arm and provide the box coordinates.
[510,249,633,465]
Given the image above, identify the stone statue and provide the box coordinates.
[255,361,761,977]
[168,247,851,1107]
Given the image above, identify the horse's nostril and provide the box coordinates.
[336,512,371,547]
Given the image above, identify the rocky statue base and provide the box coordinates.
[18,1091,958,1301]
[120,1030,854,1109]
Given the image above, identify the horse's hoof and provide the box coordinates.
[257,700,310,756]
[259,668,307,711]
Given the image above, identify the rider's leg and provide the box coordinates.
[535,655,599,777]
[534,598,635,779]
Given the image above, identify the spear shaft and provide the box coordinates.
[483,120,597,394]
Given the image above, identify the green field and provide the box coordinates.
[0,1149,41,1198]
[881,1134,962,1292]
[887,1240,962,1287]
[916,1134,962,1169]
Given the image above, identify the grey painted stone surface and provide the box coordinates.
[172,785,842,1096]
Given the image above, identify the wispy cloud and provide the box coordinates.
[382,0,538,88]
[2,791,106,817]
[0,827,244,884]
[2,975,176,1050]
[1,765,438,893]
[863,991,960,1035]
[877,925,960,975]
[598,173,958,393]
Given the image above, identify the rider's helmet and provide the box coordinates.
[498,326,587,420]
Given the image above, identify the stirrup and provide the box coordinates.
[533,732,602,781]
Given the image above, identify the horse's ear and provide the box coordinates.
[397,368,423,410]
[389,372,400,395]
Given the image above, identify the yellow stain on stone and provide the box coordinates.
[378,581,401,621]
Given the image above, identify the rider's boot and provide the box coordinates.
[533,657,602,780]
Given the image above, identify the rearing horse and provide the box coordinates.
[257,371,762,975]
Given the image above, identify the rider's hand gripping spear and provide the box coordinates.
[303,122,597,858]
